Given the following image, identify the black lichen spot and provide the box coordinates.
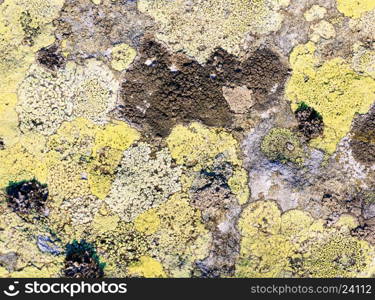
[19,11,41,46]
[0,138,4,150]
[63,240,105,278]
[37,45,65,70]
[5,179,48,218]
[350,106,375,165]
[295,102,324,140]
[117,39,288,137]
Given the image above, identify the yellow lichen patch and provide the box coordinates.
[47,160,91,207]
[280,209,314,237]
[228,168,250,205]
[0,140,48,189]
[92,213,120,235]
[334,214,359,230]
[88,121,139,199]
[236,200,375,278]
[0,205,65,277]
[128,256,166,278]
[93,120,140,155]
[151,193,211,277]
[167,122,240,169]
[110,43,137,71]
[238,201,281,238]
[236,234,297,277]
[134,209,160,235]
[0,0,64,93]
[167,122,250,203]
[336,0,375,19]
[138,0,285,63]
[0,93,19,147]
[0,267,9,278]
[305,235,373,277]
[47,117,97,161]
[286,42,375,154]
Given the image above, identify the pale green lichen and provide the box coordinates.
[16,59,119,135]
[304,5,327,22]
[286,42,375,154]
[105,143,182,222]
[138,0,286,62]
[261,128,305,164]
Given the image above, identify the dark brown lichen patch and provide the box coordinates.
[350,106,375,166]
[0,138,4,150]
[118,39,289,137]
[295,102,324,141]
[37,45,65,71]
[63,240,105,278]
[5,179,48,219]
[189,159,241,278]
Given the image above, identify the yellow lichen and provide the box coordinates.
[0,0,64,93]
[92,214,120,235]
[228,168,250,205]
[167,122,240,169]
[336,0,375,19]
[286,42,375,153]
[128,256,166,278]
[0,139,48,189]
[236,200,375,278]
[110,43,137,71]
[151,193,211,277]
[134,209,161,235]
[167,122,250,203]
[0,93,19,147]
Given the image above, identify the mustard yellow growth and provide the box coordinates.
[236,200,375,278]
[336,0,375,18]
[92,214,120,235]
[167,122,250,204]
[111,43,137,71]
[0,137,48,189]
[138,0,286,62]
[0,0,64,93]
[89,121,140,199]
[134,209,160,235]
[286,42,375,153]
[128,256,166,278]
[151,193,211,277]
[46,118,139,200]
[0,93,19,147]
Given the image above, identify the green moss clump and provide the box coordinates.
[5,178,48,218]
[261,128,304,164]
[64,240,105,278]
